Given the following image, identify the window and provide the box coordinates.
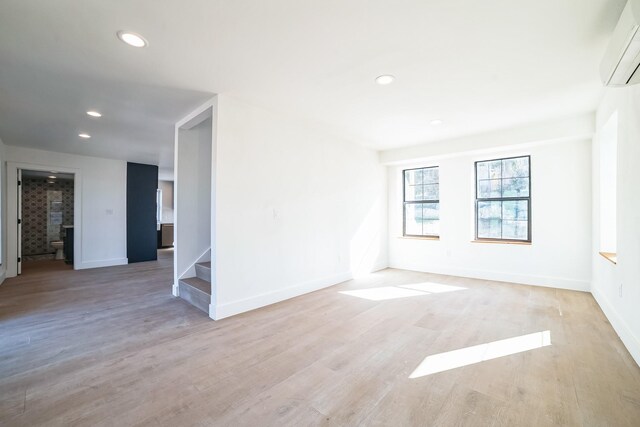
[156,188,163,224]
[403,167,439,237]
[475,156,530,242]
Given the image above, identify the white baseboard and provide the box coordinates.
[209,303,216,320]
[213,271,353,320]
[592,287,640,368]
[389,262,590,292]
[77,258,128,270]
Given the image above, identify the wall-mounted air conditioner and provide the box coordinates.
[601,0,640,86]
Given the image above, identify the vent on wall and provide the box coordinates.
[602,0,640,86]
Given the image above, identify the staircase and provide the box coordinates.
[178,262,211,314]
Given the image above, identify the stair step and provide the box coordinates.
[195,262,211,283]
[179,277,211,314]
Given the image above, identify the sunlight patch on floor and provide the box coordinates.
[409,330,552,378]
[339,282,467,301]
[399,282,467,293]
[339,286,427,301]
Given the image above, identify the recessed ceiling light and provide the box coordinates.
[117,31,148,48]
[430,119,443,126]
[78,133,91,139]
[48,175,56,179]
[47,181,55,184]
[375,75,395,85]
[87,111,102,118]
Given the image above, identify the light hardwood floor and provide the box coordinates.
[1,250,639,426]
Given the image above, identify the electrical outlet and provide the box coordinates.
[619,283,623,298]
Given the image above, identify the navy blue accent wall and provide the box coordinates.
[127,162,159,263]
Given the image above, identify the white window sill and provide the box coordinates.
[471,239,531,246]
[398,236,440,241]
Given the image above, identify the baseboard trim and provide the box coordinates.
[389,263,590,292]
[592,287,640,368]
[77,258,128,270]
[213,272,353,320]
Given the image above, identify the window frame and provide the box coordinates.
[474,155,532,243]
[402,166,440,238]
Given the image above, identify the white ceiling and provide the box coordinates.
[0,0,626,167]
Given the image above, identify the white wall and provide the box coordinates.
[387,139,592,291]
[174,116,212,285]
[213,95,388,319]
[4,145,127,274]
[592,85,640,366]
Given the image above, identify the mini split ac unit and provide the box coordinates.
[601,0,640,86]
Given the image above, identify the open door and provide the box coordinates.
[17,169,22,275]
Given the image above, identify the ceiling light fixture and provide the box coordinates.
[430,119,443,126]
[87,111,102,118]
[48,175,56,179]
[117,31,148,48]
[375,75,395,85]
[78,133,91,139]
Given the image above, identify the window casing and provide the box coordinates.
[475,155,531,242]
[403,166,439,237]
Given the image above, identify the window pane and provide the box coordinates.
[502,178,529,198]
[404,202,439,236]
[502,157,529,178]
[404,169,422,185]
[405,184,422,202]
[477,201,502,239]
[423,168,438,185]
[502,220,528,240]
[423,219,440,236]
[404,169,417,185]
[423,203,439,220]
[502,200,528,221]
[423,184,439,201]
[488,160,502,179]
[422,203,439,236]
[404,170,415,201]
[478,179,501,199]
[404,204,422,235]
[476,161,490,180]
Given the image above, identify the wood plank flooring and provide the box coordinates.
[1,250,639,426]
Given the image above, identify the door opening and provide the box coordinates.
[17,169,75,275]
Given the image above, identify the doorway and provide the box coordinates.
[18,169,75,275]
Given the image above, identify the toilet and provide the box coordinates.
[51,240,64,260]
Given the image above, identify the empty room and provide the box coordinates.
[0,1,639,426]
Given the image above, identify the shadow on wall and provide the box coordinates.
[349,197,385,278]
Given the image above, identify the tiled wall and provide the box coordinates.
[22,178,74,255]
